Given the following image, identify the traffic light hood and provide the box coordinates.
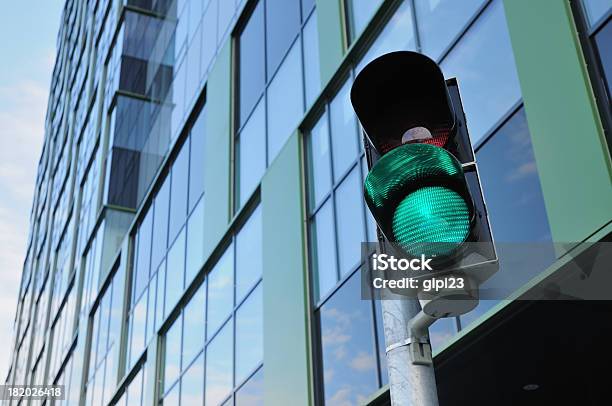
[351,51,455,154]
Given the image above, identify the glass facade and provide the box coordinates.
[160,206,263,406]
[6,0,607,405]
[235,0,320,208]
[304,0,552,402]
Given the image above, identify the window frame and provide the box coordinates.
[233,0,317,212]
[570,0,612,157]
[157,202,265,406]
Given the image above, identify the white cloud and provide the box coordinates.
[505,161,538,183]
[349,351,376,372]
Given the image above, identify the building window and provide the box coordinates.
[306,78,385,404]
[582,0,611,26]
[577,1,611,140]
[439,0,522,146]
[346,0,384,42]
[159,207,264,406]
[592,14,611,97]
[49,281,76,380]
[414,0,486,60]
[53,348,80,406]
[126,105,208,371]
[355,0,417,73]
[235,0,320,209]
[459,107,555,328]
[306,77,376,302]
[85,262,126,406]
[114,362,148,406]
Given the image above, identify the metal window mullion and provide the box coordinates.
[202,271,209,404]
[232,235,237,395]
[325,105,343,285]
[368,294,384,388]
[410,0,422,53]
[263,0,270,170]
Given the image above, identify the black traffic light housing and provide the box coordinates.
[352,51,498,294]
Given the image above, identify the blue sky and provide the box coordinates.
[0,0,63,379]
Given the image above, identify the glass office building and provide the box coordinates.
[5,0,611,405]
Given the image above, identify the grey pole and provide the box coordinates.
[381,288,439,406]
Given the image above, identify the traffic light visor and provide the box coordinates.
[351,51,455,154]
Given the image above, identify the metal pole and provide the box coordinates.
[381,288,439,406]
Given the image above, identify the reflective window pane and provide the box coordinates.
[265,0,301,76]
[189,108,207,211]
[128,366,145,406]
[319,272,378,404]
[185,22,202,105]
[267,41,304,161]
[477,108,552,243]
[166,227,186,311]
[130,288,147,367]
[441,0,521,144]
[347,0,383,40]
[218,0,236,42]
[156,260,167,328]
[201,0,218,74]
[134,211,152,300]
[169,145,190,241]
[145,284,155,345]
[335,167,365,276]
[238,99,266,206]
[205,321,233,406]
[235,367,264,406]
[311,200,337,301]
[182,283,206,366]
[356,1,416,74]
[152,179,170,270]
[303,12,322,108]
[415,0,486,60]
[582,0,611,27]
[207,246,234,339]
[594,20,612,97]
[308,112,332,209]
[236,207,262,301]
[186,198,205,284]
[329,80,359,181]
[180,353,204,406]
[239,1,265,124]
[461,108,555,330]
[188,0,203,41]
[235,285,263,384]
[165,315,182,391]
[163,379,179,406]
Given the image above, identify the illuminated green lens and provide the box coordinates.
[392,186,470,257]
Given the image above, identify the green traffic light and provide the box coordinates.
[364,143,471,258]
[393,186,470,257]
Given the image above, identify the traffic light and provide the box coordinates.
[351,51,497,301]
